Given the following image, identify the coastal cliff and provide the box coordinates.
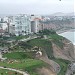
[36,36,75,75]
[1,32,75,75]
[52,38,75,61]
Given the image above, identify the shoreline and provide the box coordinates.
[57,29,75,46]
[56,29,75,34]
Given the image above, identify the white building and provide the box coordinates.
[0,22,8,30]
[0,22,7,35]
[3,17,9,22]
[0,14,42,36]
[8,14,31,36]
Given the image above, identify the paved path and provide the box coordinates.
[0,66,29,75]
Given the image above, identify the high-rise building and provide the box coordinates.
[9,14,31,36]
[0,18,8,35]
[31,15,42,33]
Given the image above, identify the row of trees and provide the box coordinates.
[38,29,56,35]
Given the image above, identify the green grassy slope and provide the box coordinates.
[53,59,70,75]
[3,52,47,75]
[26,38,53,58]
[48,34,64,48]
[0,69,21,75]
[2,33,71,75]
[3,52,35,59]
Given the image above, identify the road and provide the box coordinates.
[0,66,29,75]
[66,69,72,75]
[66,62,75,75]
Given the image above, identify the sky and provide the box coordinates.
[0,0,74,15]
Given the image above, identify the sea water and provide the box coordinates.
[59,31,75,45]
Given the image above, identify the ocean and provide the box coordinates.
[59,31,75,45]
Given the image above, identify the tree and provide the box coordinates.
[39,29,56,35]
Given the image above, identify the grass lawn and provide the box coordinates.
[3,52,36,59]
[0,69,22,75]
[48,34,64,48]
[2,52,47,75]
[0,59,46,75]
[26,38,53,58]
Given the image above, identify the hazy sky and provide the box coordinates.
[0,0,74,15]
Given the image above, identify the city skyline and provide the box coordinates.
[0,0,74,15]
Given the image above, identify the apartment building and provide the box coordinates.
[0,14,43,36]
[0,18,8,35]
[8,15,31,36]
[31,15,42,33]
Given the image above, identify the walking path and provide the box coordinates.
[0,66,29,75]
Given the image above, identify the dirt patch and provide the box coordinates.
[52,42,74,61]
[37,67,56,75]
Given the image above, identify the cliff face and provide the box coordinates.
[52,38,75,61]
[63,39,75,60]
